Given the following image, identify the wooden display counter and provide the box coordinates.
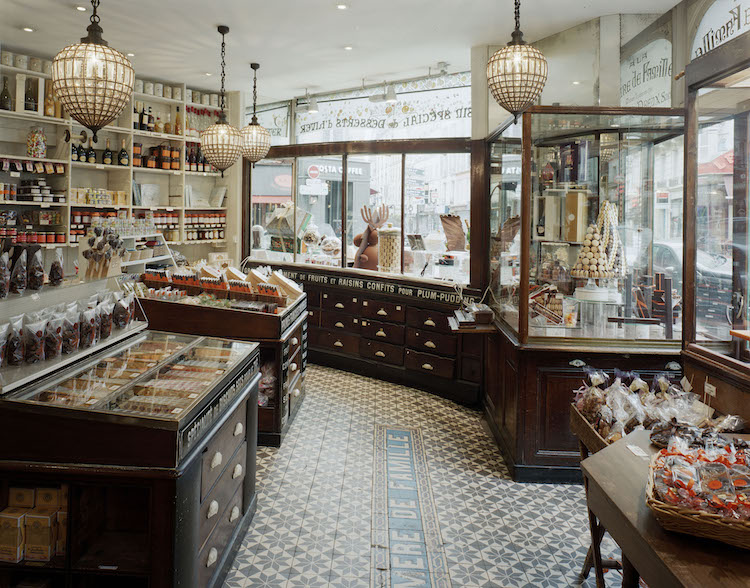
[139,294,308,447]
[256,265,484,406]
[484,322,682,483]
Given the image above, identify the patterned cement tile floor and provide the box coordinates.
[223,365,622,588]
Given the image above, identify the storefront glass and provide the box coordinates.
[250,159,294,263]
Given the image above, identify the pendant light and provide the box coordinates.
[241,63,271,167]
[487,0,548,121]
[201,26,242,176]
[52,0,134,142]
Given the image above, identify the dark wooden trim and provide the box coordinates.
[684,343,750,381]
[400,153,406,275]
[341,153,348,268]
[686,30,750,89]
[470,139,489,290]
[242,161,251,259]
[683,90,698,348]
[268,138,471,158]
[733,114,749,360]
[519,111,532,344]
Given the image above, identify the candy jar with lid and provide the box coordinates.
[27,126,47,159]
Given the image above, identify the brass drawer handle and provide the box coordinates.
[233,422,243,436]
[376,329,386,337]
[424,318,436,327]
[291,337,299,345]
[377,309,388,316]
[207,500,219,519]
[308,310,314,316]
[334,321,344,328]
[424,341,436,349]
[207,547,218,568]
[375,351,386,358]
[230,506,240,522]
[232,464,243,479]
[334,340,344,347]
[335,302,345,309]
[422,363,434,371]
[210,451,223,470]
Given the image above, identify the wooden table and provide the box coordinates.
[581,430,750,587]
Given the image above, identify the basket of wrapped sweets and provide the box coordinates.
[646,437,750,550]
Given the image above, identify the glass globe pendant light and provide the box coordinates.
[241,63,271,167]
[52,0,134,142]
[487,0,548,121]
[201,26,242,176]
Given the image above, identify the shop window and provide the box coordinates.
[249,159,294,263]
[248,102,290,146]
[403,153,471,283]
[345,155,402,272]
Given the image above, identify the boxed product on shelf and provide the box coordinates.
[0,507,27,563]
[8,488,35,508]
[24,508,58,561]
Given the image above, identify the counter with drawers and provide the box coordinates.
[0,330,260,588]
[259,265,483,406]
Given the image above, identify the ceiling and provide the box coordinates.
[1,0,680,103]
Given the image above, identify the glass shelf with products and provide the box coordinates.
[488,106,685,345]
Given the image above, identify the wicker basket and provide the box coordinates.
[645,453,750,551]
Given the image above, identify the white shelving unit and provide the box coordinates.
[119,232,177,272]
[0,63,239,256]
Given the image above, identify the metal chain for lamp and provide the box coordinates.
[252,67,258,122]
[219,27,227,119]
[514,0,520,32]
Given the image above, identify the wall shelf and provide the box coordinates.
[0,153,69,165]
[133,92,184,106]
[0,109,70,126]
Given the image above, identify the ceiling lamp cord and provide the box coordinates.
[251,65,258,123]
[219,25,228,122]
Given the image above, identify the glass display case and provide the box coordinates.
[488,106,684,345]
[684,31,750,365]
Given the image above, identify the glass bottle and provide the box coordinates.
[163,113,172,135]
[139,103,148,131]
[103,138,112,165]
[24,78,36,111]
[77,142,86,162]
[147,107,155,132]
[87,139,96,164]
[118,138,129,166]
[189,147,197,172]
[71,142,79,162]
[0,76,11,111]
[174,107,182,136]
[133,101,140,130]
[197,146,204,172]
[26,127,47,159]
[154,116,164,134]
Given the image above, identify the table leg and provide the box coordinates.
[621,555,639,588]
[578,441,607,588]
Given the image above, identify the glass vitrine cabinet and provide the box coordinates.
[488,106,685,346]
[684,31,750,366]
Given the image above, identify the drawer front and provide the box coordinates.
[359,339,404,366]
[289,374,304,415]
[283,355,302,387]
[199,442,246,549]
[308,326,324,347]
[461,334,483,356]
[198,484,244,588]
[306,289,321,308]
[405,349,455,379]
[307,308,320,327]
[321,310,361,333]
[361,299,405,323]
[406,307,452,332]
[461,356,482,383]
[360,319,405,344]
[405,328,457,357]
[282,325,304,364]
[322,291,360,314]
[317,330,360,355]
[201,400,247,500]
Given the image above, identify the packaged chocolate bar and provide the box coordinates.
[98,302,114,339]
[48,249,64,287]
[0,323,8,366]
[44,316,64,360]
[80,308,97,349]
[62,309,80,354]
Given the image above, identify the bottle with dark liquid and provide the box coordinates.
[103,138,112,165]
[147,107,155,133]
[197,146,204,172]
[189,147,197,172]
[0,76,11,111]
[71,142,79,162]
[24,78,36,111]
[77,143,86,162]
[118,139,129,166]
[133,101,139,130]
[87,139,96,164]
[139,103,148,131]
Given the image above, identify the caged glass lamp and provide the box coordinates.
[487,0,548,121]
[241,63,272,166]
[201,25,242,176]
[52,0,134,142]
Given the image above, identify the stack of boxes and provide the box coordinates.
[0,486,67,564]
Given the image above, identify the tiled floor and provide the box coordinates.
[223,365,621,588]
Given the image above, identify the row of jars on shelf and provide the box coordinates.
[186,228,225,241]
[0,228,66,244]
[185,213,226,226]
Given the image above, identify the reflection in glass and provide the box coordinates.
[250,159,294,263]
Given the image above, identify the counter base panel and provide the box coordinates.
[258,383,306,448]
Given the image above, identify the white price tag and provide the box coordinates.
[96,164,105,170]
[627,444,648,459]
[680,376,692,393]
[10,171,20,178]
[85,399,97,405]
[188,393,199,399]
[170,407,183,414]
[30,293,40,301]
[147,362,156,367]
[704,382,717,397]
[41,203,50,209]
[173,171,180,175]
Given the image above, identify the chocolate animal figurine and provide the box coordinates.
[353,204,388,270]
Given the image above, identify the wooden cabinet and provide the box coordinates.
[361,299,406,322]
[360,319,405,344]
[404,349,455,379]
[321,310,360,332]
[405,328,457,356]
[406,307,452,332]
[322,292,360,314]
[359,339,404,366]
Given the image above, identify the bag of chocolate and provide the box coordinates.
[0,252,10,299]
[48,249,64,287]
[98,302,114,340]
[24,318,47,364]
[10,250,27,295]
[113,295,131,329]
[7,315,25,366]
[0,323,8,365]
[28,249,44,291]
[44,315,64,359]
[62,309,80,354]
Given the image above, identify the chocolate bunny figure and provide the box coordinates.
[353,204,388,270]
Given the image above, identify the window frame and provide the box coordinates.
[243,138,488,290]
